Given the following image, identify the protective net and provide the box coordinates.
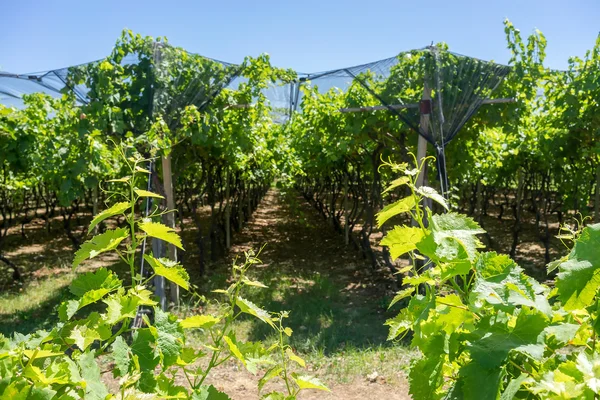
[0,43,512,195]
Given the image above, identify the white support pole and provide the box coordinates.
[161,154,179,306]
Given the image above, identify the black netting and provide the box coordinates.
[0,44,512,195]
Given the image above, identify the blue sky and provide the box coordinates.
[1,0,599,73]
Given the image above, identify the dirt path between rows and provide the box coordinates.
[201,189,411,399]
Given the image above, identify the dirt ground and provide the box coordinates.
[198,189,411,399]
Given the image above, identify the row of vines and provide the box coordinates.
[284,21,600,278]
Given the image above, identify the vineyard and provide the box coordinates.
[0,19,600,399]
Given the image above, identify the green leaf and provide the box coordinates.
[385,308,412,340]
[380,225,425,260]
[544,323,580,345]
[291,373,330,391]
[154,307,184,367]
[286,348,305,367]
[243,278,268,288]
[70,268,121,296]
[556,260,600,311]
[408,356,445,400]
[58,300,80,321]
[500,374,528,400]
[377,196,416,227]
[103,292,140,324]
[471,252,548,313]
[78,352,109,400]
[428,212,484,261]
[468,308,548,369]
[236,297,275,328]
[192,385,231,400]
[72,228,129,269]
[180,315,220,329]
[435,294,472,335]
[69,325,101,351]
[383,176,410,193]
[259,366,283,392]
[135,189,164,199]
[460,363,503,400]
[138,221,184,250]
[416,186,449,210]
[388,287,415,309]
[111,336,131,376]
[130,328,160,372]
[144,254,189,290]
[223,336,246,366]
[88,201,129,234]
[556,224,600,310]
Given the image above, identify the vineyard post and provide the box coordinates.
[343,172,349,245]
[415,81,432,214]
[161,154,179,305]
[225,167,231,249]
[92,185,99,235]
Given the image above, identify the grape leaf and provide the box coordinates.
[111,336,131,376]
[134,189,164,199]
[72,228,129,269]
[383,176,410,193]
[377,196,416,227]
[555,224,600,310]
[460,363,503,400]
[408,356,445,400]
[192,385,231,400]
[88,201,129,233]
[291,374,329,391]
[77,351,109,400]
[144,254,189,290]
[130,328,160,371]
[70,268,121,297]
[428,212,484,261]
[258,367,283,392]
[154,307,184,368]
[138,221,184,250]
[180,315,220,329]
[223,336,245,366]
[69,325,101,351]
[416,186,449,210]
[380,225,425,260]
[286,348,305,367]
[236,297,275,328]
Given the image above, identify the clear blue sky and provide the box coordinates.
[1,0,599,73]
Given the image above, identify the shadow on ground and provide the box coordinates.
[199,188,399,355]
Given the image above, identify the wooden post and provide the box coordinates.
[92,185,99,235]
[416,83,431,189]
[343,173,349,245]
[161,155,179,305]
[225,168,231,249]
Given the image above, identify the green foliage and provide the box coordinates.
[0,150,326,399]
[380,156,600,399]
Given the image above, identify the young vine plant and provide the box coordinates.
[0,146,328,399]
[380,154,600,400]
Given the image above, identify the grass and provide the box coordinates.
[0,270,74,336]
[179,263,413,385]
